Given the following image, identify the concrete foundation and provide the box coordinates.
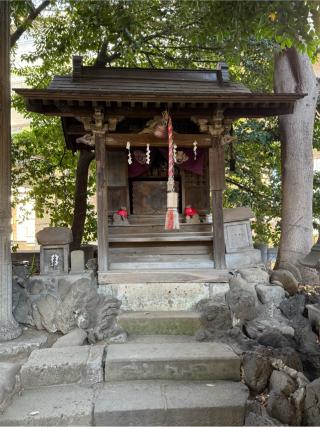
[99,282,229,311]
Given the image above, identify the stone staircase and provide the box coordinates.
[0,311,248,426]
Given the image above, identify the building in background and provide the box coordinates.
[11,74,50,252]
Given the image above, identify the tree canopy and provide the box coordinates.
[10,0,320,246]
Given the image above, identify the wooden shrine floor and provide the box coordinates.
[98,268,231,284]
[108,217,214,271]
[100,215,238,282]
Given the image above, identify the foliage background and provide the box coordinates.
[10,0,320,245]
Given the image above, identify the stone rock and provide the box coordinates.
[305,290,320,306]
[16,274,122,343]
[245,400,283,426]
[257,331,296,350]
[306,303,320,334]
[32,294,59,333]
[0,362,20,411]
[108,331,127,344]
[245,412,282,426]
[279,294,306,319]
[294,323,320,379]
[297,264,320,285]
[269,370,297,397]
[270,269,299,296]
[86,258,97,272]
[242,350,272,393]
[52,328,87,348]
[55,278,99,334]
[267,391,298,426]
[196,299,232,339]
[303,377,320,426]
[12,284,34,326]
[238,267,270,284]
[271,347,303,372]
[270,280,284,288]
[256,284,285,306]
[245,304,295,340]
[226,274,258,324]
[36,226,73,245]
[12,264,34,326]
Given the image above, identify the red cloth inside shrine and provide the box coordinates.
[128,148,205,177]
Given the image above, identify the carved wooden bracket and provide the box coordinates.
[208,110,225,144]
[221,118,237,146]
[77,110,124,133]
[205,112,236,146]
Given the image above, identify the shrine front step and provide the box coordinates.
[105,342,240,382]
[0,381,249,426]
[118,311,202,335]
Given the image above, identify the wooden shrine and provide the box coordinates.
[15,57,303,282]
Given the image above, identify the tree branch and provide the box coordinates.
[95,39,122,67]
[226,176,275,202]
[10,0,51,48]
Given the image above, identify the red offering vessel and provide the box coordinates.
[116,208,128,218]
[184,206,198,217]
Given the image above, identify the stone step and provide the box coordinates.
[0,362,21,413]
[105,342,240,382]
[118,311,202,335]
[94,380,248,426]
[20,345,105,389]
[0,384,94,426]
[128,334,197,344]
[0,381,248,426]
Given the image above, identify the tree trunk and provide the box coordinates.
[0,1,21,340]
[274,47,318,266]
[71,149,95,251]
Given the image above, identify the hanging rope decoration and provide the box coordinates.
[126,141,132,165]
[146,143,150,165]
[164,112,180,230]
[173,143,178,163]
[193,140,198,160]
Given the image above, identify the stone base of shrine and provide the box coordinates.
[98,270,230,311]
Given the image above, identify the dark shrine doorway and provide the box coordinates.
[128,148,182,215]
[107,147,210,217]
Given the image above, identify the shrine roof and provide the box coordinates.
[47,66,251,95]
[14,57,305,120]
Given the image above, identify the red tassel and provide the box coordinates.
[165,208,179,230]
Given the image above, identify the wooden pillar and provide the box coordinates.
[209,141,227,269]
[0,1,21,340]
[94,124,109,272]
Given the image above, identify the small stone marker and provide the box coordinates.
[71,250,85,273]
[36,227,72,274]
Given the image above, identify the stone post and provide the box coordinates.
[0,1,21,340]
